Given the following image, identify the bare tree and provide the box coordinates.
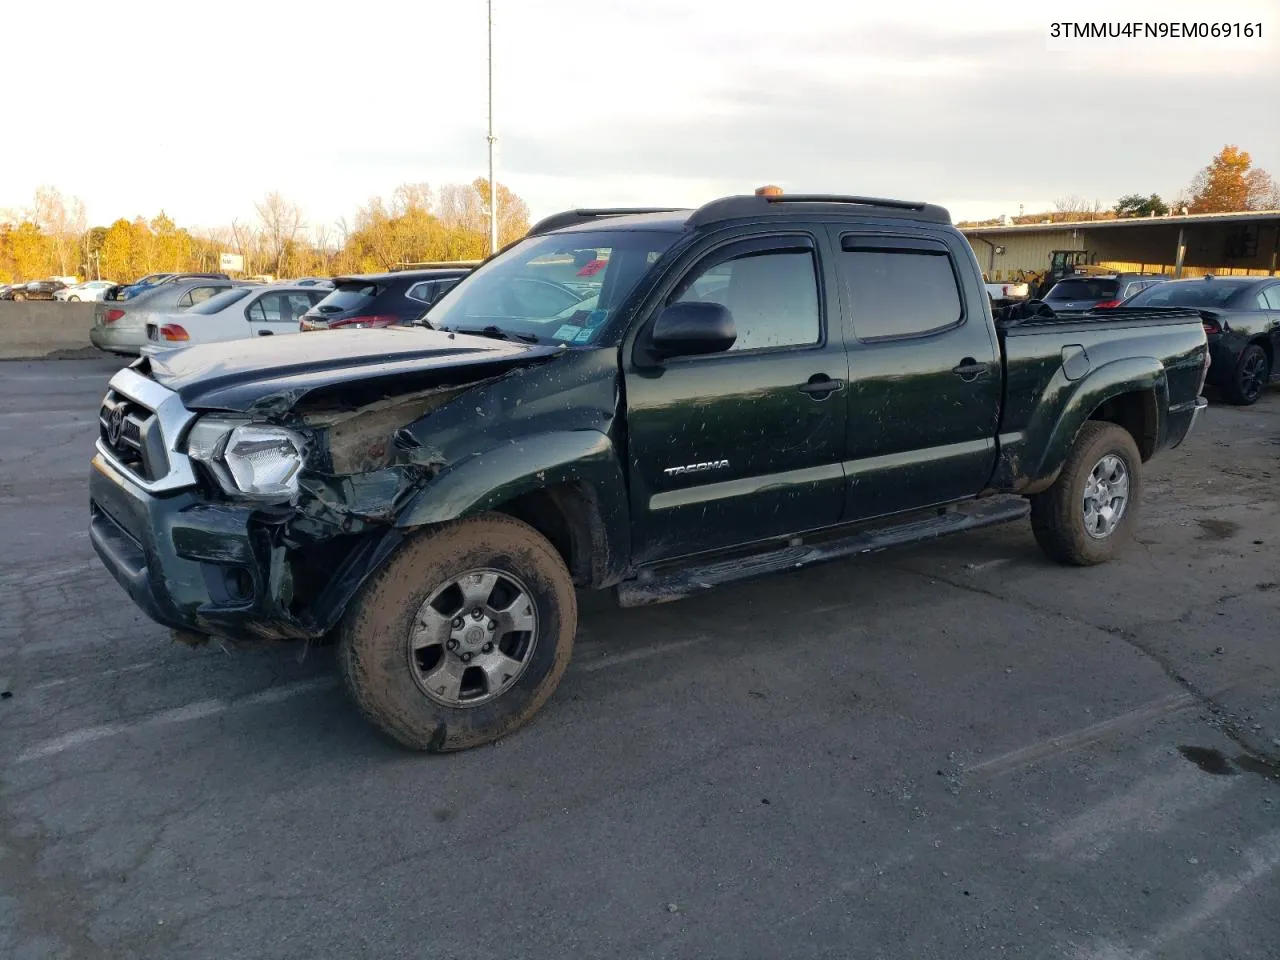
[254,192,305,278]
[32,186,87,276]
[229,219,261,275]
[392,182,433,216]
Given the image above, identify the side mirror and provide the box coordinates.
[648,301,736,360]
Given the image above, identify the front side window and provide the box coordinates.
[425,229,677,345]
[1256,286,1280,310]
[672,249,820,352]
[840,247,963,340]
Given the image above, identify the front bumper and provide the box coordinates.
[90,452,313,641]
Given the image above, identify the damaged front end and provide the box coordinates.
[175,379,499,645]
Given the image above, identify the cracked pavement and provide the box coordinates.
[1,356,1278,959]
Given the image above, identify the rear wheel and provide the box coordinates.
[1225,343,1270,406]
[1030,421,1142,566]
[339,513,577,752]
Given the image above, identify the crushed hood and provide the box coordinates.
[139,327,563,415]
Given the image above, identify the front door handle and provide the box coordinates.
[257,330,274,336]
[798,374,844,398]
[952,358,990,381]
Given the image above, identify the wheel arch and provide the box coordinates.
[394,429,631,588]
[1021,357,1167,495]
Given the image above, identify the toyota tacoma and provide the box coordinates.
[89,193,1211,752]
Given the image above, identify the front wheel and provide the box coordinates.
[1030,421,1142,566]
[339,513,578,752]
[1225,343,1270,406]
[69,295,80,302]
[12,293,25,302]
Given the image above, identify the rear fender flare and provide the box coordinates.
[1026,357,1167,493]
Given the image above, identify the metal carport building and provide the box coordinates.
[961,210,1280,285]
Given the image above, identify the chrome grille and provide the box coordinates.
[99,391,160,481]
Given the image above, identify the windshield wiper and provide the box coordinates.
[448,325,540,344]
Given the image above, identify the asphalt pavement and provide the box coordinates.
[1,356,1278,960]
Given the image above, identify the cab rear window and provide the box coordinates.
[1047,279,1119,300]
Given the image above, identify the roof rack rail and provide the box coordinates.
[687,194,951,228]
[527,208,688,237]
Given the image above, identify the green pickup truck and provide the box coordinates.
[89,194,1210,752]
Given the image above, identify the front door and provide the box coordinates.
[623,233,849,565]
[830,231,1002,520]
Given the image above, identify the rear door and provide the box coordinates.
[829,230,1001,520]
[246,291,319,337]
[623,231,849,564]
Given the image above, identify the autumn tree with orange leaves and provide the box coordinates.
[1184,146,1280,214]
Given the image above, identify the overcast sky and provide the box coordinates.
[5,0,1277,231]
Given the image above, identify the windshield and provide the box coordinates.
[1125,280,1248,309]
[187,287,253,315]
[424,229,678,344]
[1046,278,1119,300]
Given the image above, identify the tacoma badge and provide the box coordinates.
[663,459,729,477]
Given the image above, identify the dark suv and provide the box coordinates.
[1043,273,1167,313]
[298,268,470,331]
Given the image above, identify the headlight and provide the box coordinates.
[186,417,306,500]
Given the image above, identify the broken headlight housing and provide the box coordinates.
[186,417,307,500]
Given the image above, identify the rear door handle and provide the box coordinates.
[952,358,990,381]
[257,330,274,336]
[798,374,844,398]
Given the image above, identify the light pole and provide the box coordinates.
[487,0,498,256]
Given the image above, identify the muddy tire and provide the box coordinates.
[339,513,577,752]
[1030,421,1142,566]
[1224,343,1270,406]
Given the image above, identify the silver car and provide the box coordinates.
[90,279,247,355]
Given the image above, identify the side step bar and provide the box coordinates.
[615,496,1030,608]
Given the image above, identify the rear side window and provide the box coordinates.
[673,249,820,352]
[188,288,252,315]
[248,292,316,322]
[313,281,381,313]
[406,281,437,303]
[839,245,963,340]
[1047,278,1120,300]
[177,286,224,308]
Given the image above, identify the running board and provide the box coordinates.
[615,496,1030,607]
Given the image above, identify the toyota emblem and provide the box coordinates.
[107,405,127,446]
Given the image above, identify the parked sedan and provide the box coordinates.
[2,280,68,301]
[105,272,231,302]
[90,278,245,355]
[141,284,329,352]
[55,280,118,302]
[298,268,469,331]
[1119,275,1280,405]
[1042,273,1167,313]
